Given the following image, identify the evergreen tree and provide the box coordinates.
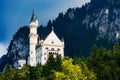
[88,44,120,80]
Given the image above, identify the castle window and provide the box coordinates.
[51,48,54,50]
[57,48,60,51]
[31,51,33,54]
[44,53,46,55]
[46,47,48,50]
[44,58,46,60]
[51,41,54,44]
[49,52,52,55]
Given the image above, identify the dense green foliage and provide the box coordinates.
[0,55,96,80]
[1,0,120,74]
[88,43,120,80]
[1,43,120,80]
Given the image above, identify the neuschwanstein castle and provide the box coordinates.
[14,12,64,69]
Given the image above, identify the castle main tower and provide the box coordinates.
[28,11,38,66]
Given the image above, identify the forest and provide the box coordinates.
[0,43,120,80]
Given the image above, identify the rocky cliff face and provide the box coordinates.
[89,8,120,41]
[0,27,29,71]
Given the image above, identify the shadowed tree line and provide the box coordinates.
[0,43,120,80]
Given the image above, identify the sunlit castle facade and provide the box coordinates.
[14,12,64,69]
[14,12,64,68]
[28,12,64,66]
[36,27,64,65]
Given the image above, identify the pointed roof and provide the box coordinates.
[43,26,63,45]
[30,10,37,22]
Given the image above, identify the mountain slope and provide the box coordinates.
[0,27,29,71]
[1,0,120,71]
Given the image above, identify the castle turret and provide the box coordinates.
[28,11,38,66]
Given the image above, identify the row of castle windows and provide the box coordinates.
[30,48,60,61]
[43,52,58,61]
[36,47,61,53]
[45,47,60,51]
[43,52,59,55]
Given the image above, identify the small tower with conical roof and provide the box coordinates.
[28,11,38,66]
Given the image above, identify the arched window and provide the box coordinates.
[51,48,54,50]
[44,57,46,60]
[44,53,46,55]
[46,47,48,50]
[49,52,52,55]
[57,48,60,51]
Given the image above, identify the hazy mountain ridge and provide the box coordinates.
[1,0,120,71]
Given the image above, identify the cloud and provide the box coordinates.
[0,43,7,58]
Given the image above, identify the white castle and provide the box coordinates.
[14,12,64,69]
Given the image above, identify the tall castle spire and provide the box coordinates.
[28,11,38,66]
[30,10,37,22]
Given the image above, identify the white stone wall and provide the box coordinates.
[30,28,37,34]
[28,20,38,66]
[14,60,26,69]
[36,47,42,64]
[43,31,63,46]
[30,20,38,26]
[29,44,37,66]
[41,46,48,65]
[39,44,64,65]
[36,30,64,65]
[29,36,38,44]
[28,19,64,66]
